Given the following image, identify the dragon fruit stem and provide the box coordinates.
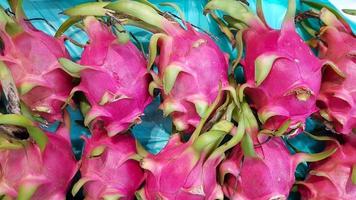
[63,2,110,17]
[209,94,259,158]
[0,7,13,24]
[55,2,111,38]
[160,2,186,24]
[204,0,266,30]
[352,165,356,184]
[256,0,268,27]
[292,133,339,165]
[302,0,352,32]
[0,7,23,35]
[105,0,174,33]
[8,0,25,20]
[282,0,296,25]
[210,123,244,159]
[190,85,223,143]
[55,16,82,38]
[193,120,234,153]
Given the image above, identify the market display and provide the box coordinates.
[0,0,355,199]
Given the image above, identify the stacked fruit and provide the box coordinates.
[0,0,355,199]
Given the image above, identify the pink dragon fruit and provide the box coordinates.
[298,143,356,199]
[0,115,78,200]
[72,126,144,199]
[205,0,327,135]
[101,0,229,133]
[220,137,296,200]
[137,120,233,200]
[0,8,73,122]
[220,135,338,200]
[59,16,152,136]
[133,82,235,199]
[308,7,356,135]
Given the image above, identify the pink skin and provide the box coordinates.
[0,125,78,200]
[220,137,296,200]
[316,23,356,135]
[0,20,73,122]
[299,143,356,200]
[156,23,229,133]
[74,17,152,136]
[345,134,356,146]
[243,21,322,133]
[79,128,144,200]
[140,134,223,200]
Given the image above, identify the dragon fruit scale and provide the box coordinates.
[59,16,152,136]
[0,7,74,122]
[0,116,78,200]
[66,0,231,133]
[298,142,356,200]
[72,126,144,200]
[306,7,356,135]
[205,0,328,135]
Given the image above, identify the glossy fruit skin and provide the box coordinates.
[155,23,229,133]
[0,19,73,122]
[220,137,296,200]
[138,134,224,200]
[77,128,144,200]
[70,17,152,136]
[316,8,356,135]
[0,126,77,200]
[242,21,322,134]
[299,143,356,200]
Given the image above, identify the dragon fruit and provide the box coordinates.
[59,16,152,136]
[0,7,73,122]
[137,120,232,200]
[305,7,356,135]
[205,0,326,135]
[298,143,356,199]
[152,25,229,133]
[220,137,295,200]
[0,115,77,200]
[137,92,261,200]
[220,134,338,200]
[72,126,144,199]
[77,0,230,133]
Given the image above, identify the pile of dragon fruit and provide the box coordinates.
[0,0,355,199]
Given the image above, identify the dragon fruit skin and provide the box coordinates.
[154,23,229,133]
[62,16,152,136]
[299,143,356,200]
[220,137,296,200]
[315,9,356,135]
[0,125,78,199]
[243,22,321,133]
[138,134,224,200]
[345,134,356,146]
[100,0,229,133]
[205,0,323,134]
[0,16,73,122]
[75,128,144,200]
